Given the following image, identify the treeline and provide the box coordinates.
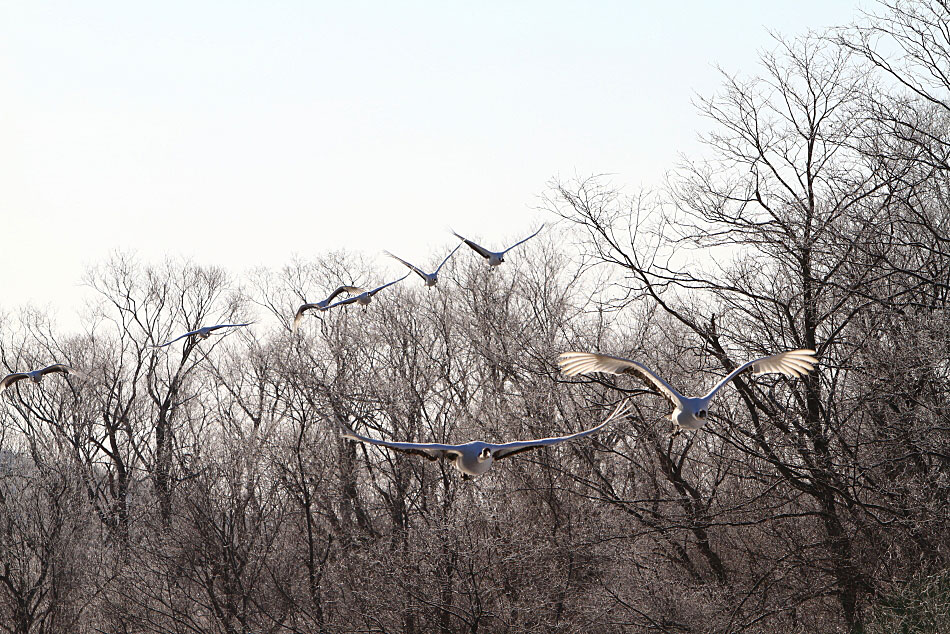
[2,2,950,632]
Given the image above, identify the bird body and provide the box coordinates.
[0,364,84,393]
[447,442,496,476]
[293,286,365,331]
[673,397,711,431]
[559,349,817,433]
[153,323,252,348]
[453,225,544,267]
[343,399,630,476]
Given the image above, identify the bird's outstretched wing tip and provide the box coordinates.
[750,348,819,378]
[556,351,596,376]
[607,398,633,421]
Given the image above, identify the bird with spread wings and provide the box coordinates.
[343,399,631,477]
[385,242,462,288]
[152,323,252,348]
[324,275,409,310]
[559,349,817,435]
[293,286,366,331]
[1,364,86,393]
[452,224,544,267]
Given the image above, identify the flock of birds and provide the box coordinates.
[0,224,818,477]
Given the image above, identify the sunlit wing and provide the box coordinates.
[703,349,817,400]
[492,399,631,461]
[342,429,462,461]
[452,231,494,259]
[501,223,544,254]
[293,304,319,332]
[325,285,365,303]
[558,351,684,408]
[0,373,29,392]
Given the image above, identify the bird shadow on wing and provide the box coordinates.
[375,444,441,461]
[491,445,541,462]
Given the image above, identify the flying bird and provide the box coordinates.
[1,364,85,393]
[559,349,817,434]
[325,275,409,309]
[153,323,252,348]
[342,399,630,477]
[385,243,462,288]
[452,224,544,267]
[293,286,366,331]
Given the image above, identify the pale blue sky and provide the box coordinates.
[1,1,866,325]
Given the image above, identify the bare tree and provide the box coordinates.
[548,34,950,632]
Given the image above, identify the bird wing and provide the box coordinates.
[39,364,85,379]
[293,304,318,332]
[702,349,817,401]
[207,322,252,333]
[367,274,410,296]
[325,296,361,310]
[0,373,29,392]
[434,242,463,274]
[500,224,544,254]
[152,330,199,348]
[452,231,495,259]
[324,285,365,303]
[492,399,631,461]
[385,251,429,281]
[558,351,685,408]
[342,429,462,461]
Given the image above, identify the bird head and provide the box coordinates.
[478,447,492,462]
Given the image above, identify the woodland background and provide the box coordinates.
[2,2,949,632]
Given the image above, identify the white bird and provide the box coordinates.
[153,323,252,348]
[325,275,409,309]
[293,286,366,331]
[385,243,462,288]
[559,349,817,434]
[452,224,544,267]
[1,364,85,393]
[342,399,630,477]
